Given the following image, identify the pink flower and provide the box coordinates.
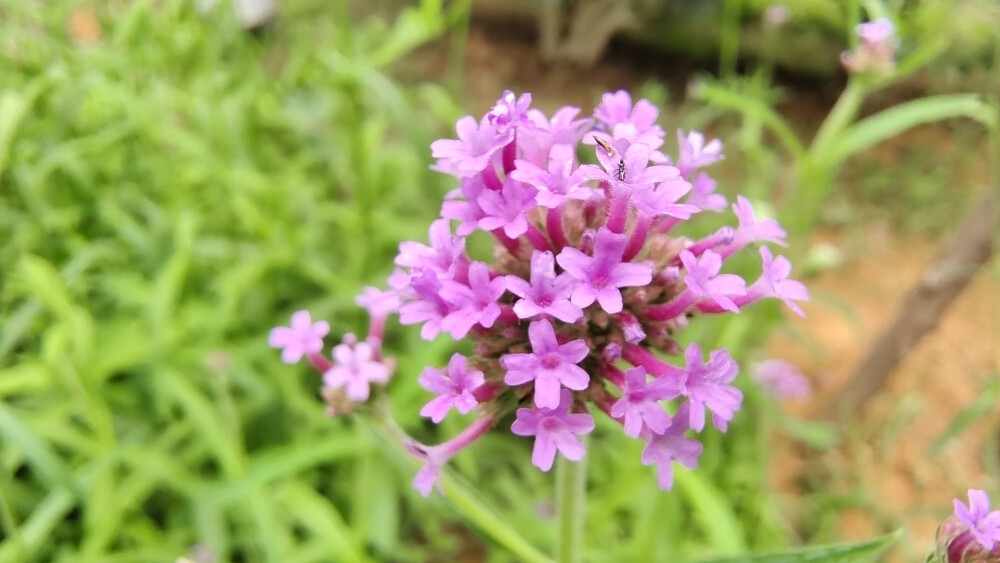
[679,249,747,313]
[431,116,510,178]
[749,247,809,317]
[439,261,507,339]
[501,320,590,409]
[609,366,678,437]
[506,250,583,323]
[355,287,400,319]
[678,343,742,432]
[323,340,392,401]
[419,354,485,423]
[510,144,592,208]
[674,129,723,178]
[954,489,1000,550]
[268,310,329,364]
[640,403,703,490]
[752,359,811,400]
[557,227,653,314]
[511,390,595,471]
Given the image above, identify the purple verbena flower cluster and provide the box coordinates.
[935,490,1000,562]
[269,90,809,496]
[841,18,898,75]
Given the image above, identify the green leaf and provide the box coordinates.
[675,469,747,555]
[0,403,83,499]
[0,90,30,178]
[776,417,840,449]
[694,80,806,159]
[823,95,998,168]
[694,529,901,562]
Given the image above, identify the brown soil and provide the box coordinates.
[770,227,999,560]
[417,25,1000,560]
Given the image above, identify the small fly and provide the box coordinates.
[616,159,627,182]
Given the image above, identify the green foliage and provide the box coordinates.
[0,1,466,561]
[695,529,901,563]
[0,1,961,562]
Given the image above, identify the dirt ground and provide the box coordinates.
[419,26,1000,558]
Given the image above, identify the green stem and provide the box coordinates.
[359,409,554,563]
[555,445,587,563]
[809,80,866,155]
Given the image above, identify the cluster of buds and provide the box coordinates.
[841,18,898,75]
[931,490,1000,562]
[269,90,808,496]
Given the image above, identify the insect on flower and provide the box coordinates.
[593,135,617,156]
[269,88,810,497]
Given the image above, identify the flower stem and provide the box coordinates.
[555,444,587,563]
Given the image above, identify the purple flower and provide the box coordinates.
[398,269,452,340]
[440,261,506,339]
[323,340,392,401]
[511,389,595,471]
[954,490,1000,550]
[857,18,895,46]
[593,90,665,150]
[394,219,467,277]
[506,251,583,322]
[557,227,653,314]
[269,310,329,364]
[418,354,485,423]
[610,366,678,437]
[686,172,727,212]
[519,107,593,165]
[440,176,487,236]
[475,177,537,238]
[510,143,591,208]
[272,88,810,496]
[580,141,677,190]
[841,18,898,75]
[728,196,787,251]
[631,176,698,219]
[678,343,742,432]
[406,417,494,497]
[431,115,510,178]
[640,403,703,490]
[487,90,532,134]
[749,247,809,317]
[675,129,723,178]
[356,287,400,319]
[752,359,811,400]
[679,249,747,313]
[501,320,590,409]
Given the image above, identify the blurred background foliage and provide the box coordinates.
[0,0,995,562]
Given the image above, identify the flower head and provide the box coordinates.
[954,490,1000,551]
[270,89,806,495]
[269,310,329,364]
[841,18,898,75]
[323,339,393,402]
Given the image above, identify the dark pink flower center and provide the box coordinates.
[541,354,561,370]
